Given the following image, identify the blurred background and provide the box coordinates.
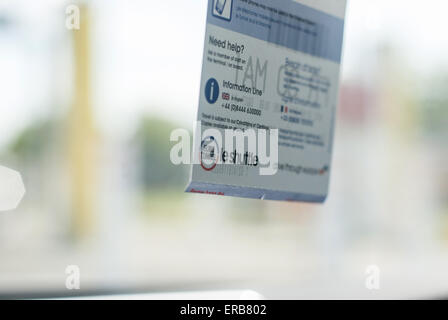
[0,0,447,299]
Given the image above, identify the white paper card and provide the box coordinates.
[187,0,347,203]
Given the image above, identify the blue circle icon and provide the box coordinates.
[205,78,219,104]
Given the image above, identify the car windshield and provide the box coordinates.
[0,0,447,299]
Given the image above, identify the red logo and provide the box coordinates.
[222,92,230,100]
[200,136,219,171]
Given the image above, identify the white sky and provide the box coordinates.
[0,0,448,147]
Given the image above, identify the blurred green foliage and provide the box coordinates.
[134,116,189,192]
[8,118,58,163]
[419,73,448,139]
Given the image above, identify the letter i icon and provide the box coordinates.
[210,81,214,101]
[205,78,219,104]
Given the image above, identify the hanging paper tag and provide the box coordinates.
[187,0,347,202]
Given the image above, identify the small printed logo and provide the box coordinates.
[319,165,329,175]
[200,136,219,171]
[222,92,230,100]
[281,105,288,113]
[205,78,220,104]
[212,0,233,22]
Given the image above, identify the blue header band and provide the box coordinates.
[208,0,345,63]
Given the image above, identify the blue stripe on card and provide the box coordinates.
[207,0,345,63]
